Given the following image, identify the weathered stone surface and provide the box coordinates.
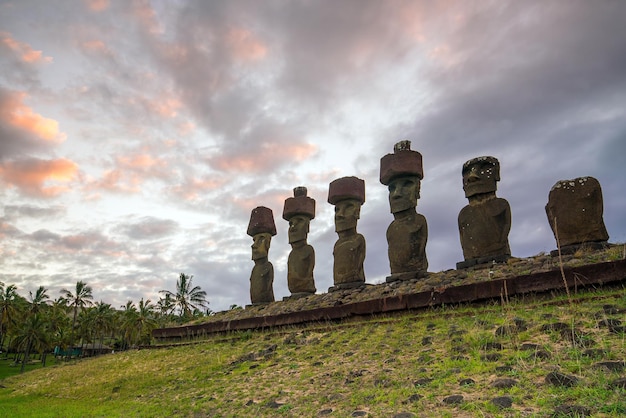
[442,394,464,404]
[248,207,277,305]
[249,260,274,303]
[329,177,366,288]
[283,186,316,220]
[545,176,609,250]
[457,156,511,269]
[491,396,513,409]
[491,378,518,388]
[247,206,277,237]
[380,141,428,281]
[328,176,365,205]
[552,405,591,417]
[380,140,424,184]
[545,371,579,387]
[283,187,316,295]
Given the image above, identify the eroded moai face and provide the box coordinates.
[334,199,361,232]
[251,233,272,260]
[462,156,500,198]
[288,214,310,243]
[388,175,421,213]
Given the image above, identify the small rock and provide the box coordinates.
[603,304,620,314]
[495,365,514,373]
[597,318,621,328]
[402,394,422,404]
[593,361,626,372]
[520,343,541,350]
[552,404,591,417]
[491,378,518,388]
[442,395,464,404]
[413,378,432,387]
[529,350,551,360]
[392,413,416,418]
[318,408,333,415]
[545,371,579,387]
[491,396,513,409]
[264,400,283,409]
[609,377,626,388]
[351,410,368,417]
[482,342,503,350]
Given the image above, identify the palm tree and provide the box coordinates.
[14,313,49,373]
[159,273,208,320]
[0,283,21,351]
[28,286,50,314]
[121,298,157,347]
[59,281,94,349]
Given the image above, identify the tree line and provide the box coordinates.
[0,273,208,372]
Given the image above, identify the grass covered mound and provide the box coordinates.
[1,284,625,417]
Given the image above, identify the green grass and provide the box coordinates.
[1,287,625,417]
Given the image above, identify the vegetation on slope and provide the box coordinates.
[1,285,625,417]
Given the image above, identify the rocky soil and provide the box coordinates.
[194,244,625,325]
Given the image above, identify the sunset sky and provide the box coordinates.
[1,0,625,312]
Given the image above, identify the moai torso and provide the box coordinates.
[250,259,275,304]
[545,176,609,250]
[387,211,428,275]
[458,197,511,260]
[287,242,316,294]
[333,233,366,285]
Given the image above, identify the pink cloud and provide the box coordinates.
[169,176,228,202]
[226,27,268,62]
[0,90,66,143]
[0,158,79,198]
[85,0,109,12]
[210,142,317,173]
[0,31,53,64]
[79,39,114,58]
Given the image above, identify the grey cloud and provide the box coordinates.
[118,217,180,240]
[3,204,65,220]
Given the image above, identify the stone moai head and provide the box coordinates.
[462,156,500,199]
[283,186,316,244]
[247,206,277,260]
[545,176,609,248]
[328,176,365,233]
[380,140,424,213]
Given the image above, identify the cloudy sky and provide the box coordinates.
[1,0,625,312]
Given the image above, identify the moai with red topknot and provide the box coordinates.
[457,156,511,269]
[247,206,277,304]
[380,140,428,281]
[545,176,609,255]
[328,176,366,291]
[282,186,316,298]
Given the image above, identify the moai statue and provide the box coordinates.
[545,176,609,255]
[380,140,428,281]
[282,186,316,298]
[328,176,366,290]
[457,156,511,269]
[247,206,277,304]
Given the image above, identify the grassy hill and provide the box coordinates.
[1,283,625,417]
